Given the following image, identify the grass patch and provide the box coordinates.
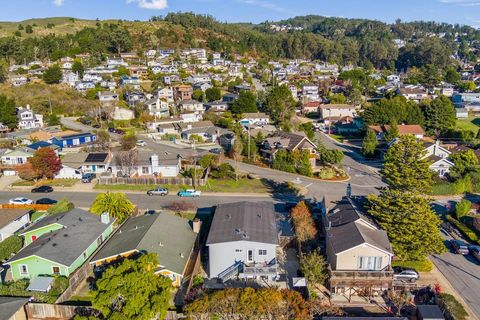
[31,211,45,222]
[95,178,270,194]
[391,259,433,272]
[438,293,468,320]
[456,117,480,133]
[12,179,79,187]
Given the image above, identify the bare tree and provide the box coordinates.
[115,149,138,177]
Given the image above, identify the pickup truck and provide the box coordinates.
[177,189,201,197]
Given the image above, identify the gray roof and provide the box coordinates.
[92,213,196,275]
[110,151,179,167]
[0,297,29,320]
[264,131,314,152]
[27,276,55,292]
[326,197,392,255]
[0,209,30,229]
[207,202,278,245]
[10,209,114,266]
[61,152,89,169]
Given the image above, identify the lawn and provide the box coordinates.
[31,211,45,222]
[12,179,79,187]
[94,178,270,194]
[455,117,480,133]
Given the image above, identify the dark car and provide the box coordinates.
[115,129,125,135]
[209,148,223,154]
[108,127,116,133]
[451,239,469,255]
[92,124,101,129]
[36,198,58,205]
[469,245,480,262]
[82,173,96,183]
[31,185,53,193]
[79,118,91,125]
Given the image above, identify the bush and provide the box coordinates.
[430,177,473,195]
[455,199,471,219]
[317,167,335,179]
[319,149,344,165]
[47,199,74,215]
[438,293,468,320]
[0,235,23,262]
[446,215,480,244]
[391,259,433,272]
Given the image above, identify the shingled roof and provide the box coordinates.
[207,202,278,245]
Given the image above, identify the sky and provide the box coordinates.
[1,0,480,28]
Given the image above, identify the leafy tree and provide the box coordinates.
[272,149,296,173]
[362,129,378,158]
[0,235,23,261]
[231,91,257,114]
[192,89,204,102]
[90,192,135,223]
[444,66,460,84]
[0,95,18,129]
[450,149,479,177]
[328,93,346,104]
[368,189,446,261]
[298,122,315,140]
[198,154,217,168]
[43,64,62,84]
[17,163,41,181]
[264,85,296,128]
[422,95,456,134]
[91,253,172,319]
[47,199,75,215]
[300,250,328,288]
[120,133,137,151]
[47,113,60,126]
[25,25,33,34]
[293,150,313,177]
[114,66,129,77]
[382,135,434,193]
[205,87,221,102]
[29,148,62,179]
[384,122,399,142]
[319,149,344,165]
[108,26,132,54]
[291,201,317,243]
[455,199,471,219]
[71,59,84,77]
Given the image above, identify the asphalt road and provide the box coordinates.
[1,191,274,211]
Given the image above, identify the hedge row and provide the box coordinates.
[446,215,480,245]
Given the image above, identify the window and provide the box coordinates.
[235,249,243,253]
[52,266,60,275]
[357,256,383,270]
[142,167,149,174]
[19,265,28,275]
[258,249,267,256]
[247,250,254,262]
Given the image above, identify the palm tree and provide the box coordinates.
[90,192,135,223]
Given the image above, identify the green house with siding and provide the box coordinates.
[6,208,115,281]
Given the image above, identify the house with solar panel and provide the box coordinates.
[206,202,279,282]
[5,209,115,281]
[56,152,112,178]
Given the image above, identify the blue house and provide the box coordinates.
[51,132,96,149]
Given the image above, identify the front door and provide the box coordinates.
[247,250,254,263]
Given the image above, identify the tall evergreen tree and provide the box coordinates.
[362,129,378,158]
[422,95,456,134]
[43,64,62,84]
[381,135,434,193]
[0,95,18,129]
[264,85,296,129]
[231,91,258,114]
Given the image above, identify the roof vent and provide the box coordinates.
[242,232,249,239]
[52,243,57,247]
[235,228,241,234]
[63,234,68,237]
[159,242,164,247]
[225,214,231,220]
[257,214,262,219]
[180,253,185,258]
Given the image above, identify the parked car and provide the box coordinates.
[9,197,34,205]
[147,188,168,196]
[82,173,96,183]
[209,148,223,154]
[31,185,53,193]
[177,189,201,197]
[451,239,469,255]
[108,127,116,133]
[469,245,480,262]
[36,198,58,205]
[115,129,125,135]
[393,266,419,283]
[136,140,147,147]
[92,124,101,129]
[79,118,91,125]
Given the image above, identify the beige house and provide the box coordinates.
[324,197,394,300]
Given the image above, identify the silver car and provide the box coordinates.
[146,188,168,196]
[393,267,419,283]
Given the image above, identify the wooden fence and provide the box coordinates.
[1,204,53,210]
[25,303,94,320]
[56,261,92,304]
[98,176,207,186]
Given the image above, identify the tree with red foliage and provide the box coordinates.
[29,148,62,179]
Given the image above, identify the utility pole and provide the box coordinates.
[247,124,251,161]
[48,97,52,115]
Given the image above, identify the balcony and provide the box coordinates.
[329,267,394,287]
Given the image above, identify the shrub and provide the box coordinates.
[391,259,433,272]
[47,199,74,215]
[455,199,471,219]
[319,149,344,165]
[317,167,335,179]
[438,293,468,320]
[446,215,480,244]
[0,235,23,262]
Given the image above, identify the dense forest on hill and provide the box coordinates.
[0,12,479,71]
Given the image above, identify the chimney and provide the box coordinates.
[101,212,110,224]
[193,218,202,234]
[151,154,159,167]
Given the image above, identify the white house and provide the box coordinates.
[97,91,119,102]
[456,108,469,119]
[302,84,320,101]
[146,98,170,118]
[0,209,30,242]
[422,140,454,177]
[75,81,95,91]
[17,106,43,130]
[179,100,205,113]
[206,202,279,281]
[1,149,34,166]
[110,151,181,178]
[156,87,174,103]
[239,113,270,126]
[397,86,429,103]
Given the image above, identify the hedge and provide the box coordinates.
[438,293,468,320]
[391,259,433,272]
[446,215,480,245]
[0,235,23,262]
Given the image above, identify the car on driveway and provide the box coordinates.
[36,198,58,205]
[136,140,147,147]
[393,266,419,283]
[209,148,223,154]
[469,245,480,262]
[147,188,168,196]
[82,173,96,183]
[31,185,53,193]
[108,127,116,133]
[9,197,34,205]
[451,239,469,255]
[177,189,201,197]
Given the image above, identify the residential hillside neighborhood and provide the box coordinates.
[0,8,479,320]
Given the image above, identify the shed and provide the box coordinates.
[27,276,55,292]
[416,305,445,320]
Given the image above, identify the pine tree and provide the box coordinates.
[362,129,378,158]
[382,135,434,193]
[368,189,446,261]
